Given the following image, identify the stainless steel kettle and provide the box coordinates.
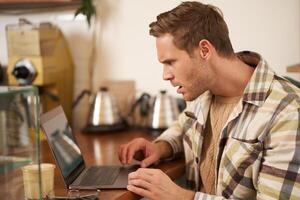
[73,87,126,132]
[147,90,180,130]
[87,87,122,125]
[129,90,184,130]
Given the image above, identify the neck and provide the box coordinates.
[209,55,255,97]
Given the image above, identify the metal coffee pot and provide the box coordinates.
[130,90,182,130]
[147,90,180,130]
[73,87,126,132]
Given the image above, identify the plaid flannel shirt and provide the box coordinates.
[156,51,300,199]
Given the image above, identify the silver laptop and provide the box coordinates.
[40,106,138,190]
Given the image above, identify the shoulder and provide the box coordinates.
[267,75,300,112]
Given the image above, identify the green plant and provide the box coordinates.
[74,0,96,27]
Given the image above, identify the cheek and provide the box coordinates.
[187,68,202,85]
[182,66,198,81]
[190,71,209,92]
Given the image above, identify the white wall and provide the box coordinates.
[1,0,299,94]
[0,0,299,127]
[93,0,300,96]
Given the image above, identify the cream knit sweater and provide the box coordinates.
[200,95,241,194]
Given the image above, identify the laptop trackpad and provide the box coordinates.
[111,165,139,189]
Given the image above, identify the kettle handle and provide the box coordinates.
[72,89,91,109]
[128,93,151,116]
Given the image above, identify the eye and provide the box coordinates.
[166,60,175,66]
[161,59,176,67]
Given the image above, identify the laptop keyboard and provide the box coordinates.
[80,166,121,186]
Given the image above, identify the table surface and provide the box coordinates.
[42,128,185,200]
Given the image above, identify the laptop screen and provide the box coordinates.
[41,106,84,179]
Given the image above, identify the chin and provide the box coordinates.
[182,94,196,101]
[183,91,203,101]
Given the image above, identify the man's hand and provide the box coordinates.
[118,138,162,167]
[127,168,195,200]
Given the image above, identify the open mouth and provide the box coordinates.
[177,86,183,93]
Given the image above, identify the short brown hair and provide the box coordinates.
[149,1,234,57]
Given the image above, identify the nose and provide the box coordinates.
[163,65,173,81]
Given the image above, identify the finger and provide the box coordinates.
[118,145,124,164]
[141,154,158,168]
[121,144,129,164]
[132,168,162,176]
[127,185,153,199]
[127,144,140,164]
[128,170,153,183]
[128,177,152,190]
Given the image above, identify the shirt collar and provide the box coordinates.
[184,51,275,122]
[238,51,275,107]
[185,91,212,125]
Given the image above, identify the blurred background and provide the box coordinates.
[0,0,299,129]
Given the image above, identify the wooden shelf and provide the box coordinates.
[0,0,78,3]
[0,0,81,10]
[287,63,300,73]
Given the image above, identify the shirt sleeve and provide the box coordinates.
[154,110,188,157]
[256,108,300,199]
[192,108,300,200]
[194,192,225,200]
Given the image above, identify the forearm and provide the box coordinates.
[155,141,173,160]
[153,111,187,158]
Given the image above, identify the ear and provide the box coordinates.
[198,39,212,59]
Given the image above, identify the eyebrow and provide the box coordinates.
[160,58,176,64]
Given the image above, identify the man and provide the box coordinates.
[118,1,300,199]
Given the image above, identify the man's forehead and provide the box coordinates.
[156,34,178,60]
[156,33,174,46]
[156,35,194,62]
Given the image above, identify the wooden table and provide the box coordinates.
[42,128,185,200]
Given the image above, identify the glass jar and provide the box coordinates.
[0,85,41,200]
